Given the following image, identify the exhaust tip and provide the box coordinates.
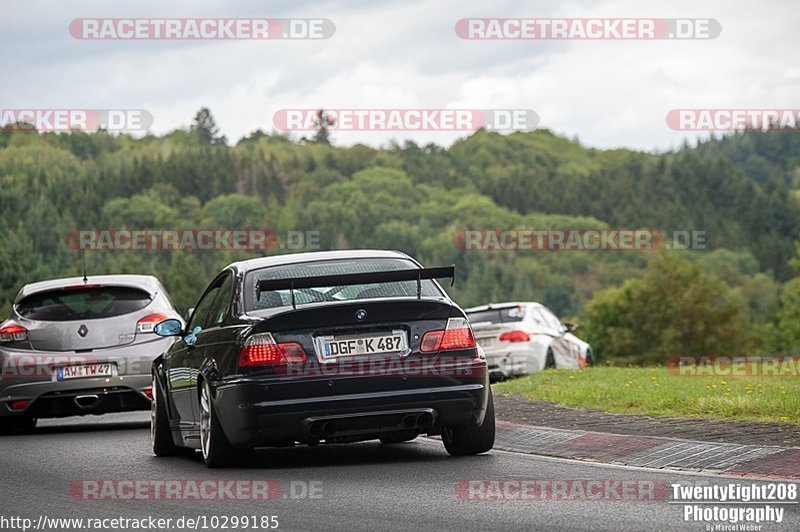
[417,412,433,427]
[402,415,416,428]
[74,394,99,408]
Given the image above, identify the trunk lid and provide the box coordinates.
[24,313,147,351]
[14,284,158,351]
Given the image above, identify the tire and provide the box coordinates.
[380,433,418,444]
[586,348,595,367]
[0,416,37,435]
[16,416,36,432]
[200,380,235,468]
[151,372,181,456]
[545,349,556,369]
[442,391,495,456]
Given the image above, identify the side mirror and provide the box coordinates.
[564,322,578,333]
[154,318,184,337]
[185,308,195,321]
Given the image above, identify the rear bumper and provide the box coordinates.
[0,374,152,418]
[0,339,170,418]
[209,363,490,448]
[483,343,544,380]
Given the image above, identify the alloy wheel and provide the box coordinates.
[200,383,211,460]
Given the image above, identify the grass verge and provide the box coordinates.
[493,366,800,423]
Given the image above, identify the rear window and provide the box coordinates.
[16,286,153,321]
[245,258,442,311]
[466,306,526,324]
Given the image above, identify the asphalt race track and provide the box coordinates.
[0,413,797,531]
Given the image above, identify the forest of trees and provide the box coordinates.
[2,109,800,363]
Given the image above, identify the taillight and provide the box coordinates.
[420,330,444,352]
[0,323,28,342]
[420,318,476,353]
[239,333,308,367]
[499,330,531,342]
[137,313,170,334]
[142,388,153,399]
[64,284,102,291]
[9,400,29,411]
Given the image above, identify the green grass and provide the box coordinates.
[494,366,800,423]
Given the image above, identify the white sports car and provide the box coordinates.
[465,302,594,381]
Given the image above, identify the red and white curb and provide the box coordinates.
[495,421,800,480]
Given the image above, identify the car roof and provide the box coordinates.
[229,249,416,274]
[16,274,161,301]
[464,302,545,312]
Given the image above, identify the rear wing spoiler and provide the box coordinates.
[256,265,456,309]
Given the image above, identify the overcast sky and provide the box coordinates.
[2,0,798,152]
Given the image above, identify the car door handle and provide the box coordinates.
[184,326,201,348]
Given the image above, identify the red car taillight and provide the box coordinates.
[499,330,531,342]
[0,323,28,342]
[420,318,476,353]
[9,400,29,411]
[136,313,170,334]
[239,333,308,367]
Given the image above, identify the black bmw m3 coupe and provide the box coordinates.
[150,250,494,467]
